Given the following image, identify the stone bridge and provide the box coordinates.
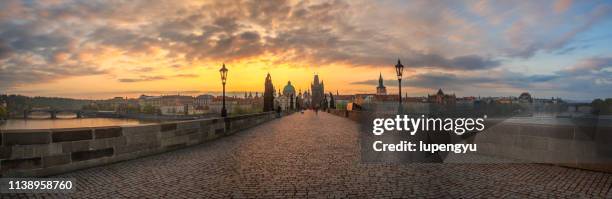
[23,109,85,119]
[1,111,612,198]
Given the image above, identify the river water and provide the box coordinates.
[0,118,152,130]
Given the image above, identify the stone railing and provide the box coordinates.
[0,112,276,177]
[328,109,612,173]
[472,119,612,172]
[329,109,361,121]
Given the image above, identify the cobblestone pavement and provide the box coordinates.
[6,111,612,198]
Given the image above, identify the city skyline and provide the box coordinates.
[1,0,611,100]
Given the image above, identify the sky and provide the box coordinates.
[0,0,611,101]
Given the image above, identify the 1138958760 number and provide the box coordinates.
[1,178,76,193]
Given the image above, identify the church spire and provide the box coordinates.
[378,72,384,87]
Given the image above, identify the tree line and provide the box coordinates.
[0,94,91,118]
[592,98,612,115]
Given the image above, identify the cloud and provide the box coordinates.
[554,0,573,14]
[0,39,11,59]
[351,56,612,99]
[402,54,500,70]
[0,60,107,89]
[174,74,199,78]
[117,73,198,82]
[118,76,166,83]
[3,0,603,69]
[352,72,493,92]
[563,57,612,72]
[122,0,503,70]
[130,67,155,73]
[1,0,611,99]
[0,6,108,89]
[503,3,612,58]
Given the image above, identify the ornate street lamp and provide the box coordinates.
[220,63,228,117]
[395,59,404,105]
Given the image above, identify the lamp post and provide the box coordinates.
[220,63,228,117]
[395,59,404,106]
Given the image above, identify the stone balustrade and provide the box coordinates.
[471,119,612,172]
[0,112,276,177]
[328,109,612,173]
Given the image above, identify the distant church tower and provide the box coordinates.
[311,74,325,108]
[376,73,387,95]
[263,73,275,112]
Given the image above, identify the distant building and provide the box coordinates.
[195,94,214,106]
[160,95,193,106]
[301,89,311,108]
[334,94,354,110]
[427,89,456,104]
[352,94,403,104]
[518,92,533,103]
[535,97,563,104]
[376,73,387,95]
[353,94,375,104]
[95,97,139,112]
[496,97,514,104]
[277,81,297,110]
[160,104,195,115]
[0,99,7,119]
[138,95,161,108]
[311,75,325,108]
[457,96,476,104]
[405,96,427,103]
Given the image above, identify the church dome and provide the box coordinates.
[283,81,296,96]
[519,92,532,102]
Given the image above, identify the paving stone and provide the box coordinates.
[4,111,612,198]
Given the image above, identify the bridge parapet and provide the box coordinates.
[0,112,276,177]
[328,109,612,173]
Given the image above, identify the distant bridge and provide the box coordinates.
[23,109,85,119]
